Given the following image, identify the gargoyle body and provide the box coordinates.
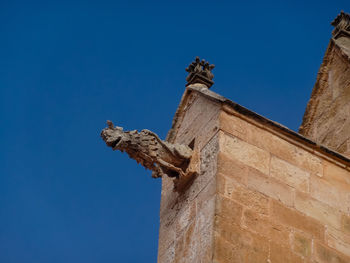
[101,121,193,178]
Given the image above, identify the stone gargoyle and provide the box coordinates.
[101,121,198,180]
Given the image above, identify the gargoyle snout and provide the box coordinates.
[110,135,123,149]
[101,126,125,150]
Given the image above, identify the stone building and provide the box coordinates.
[102,11,350,263]
[157,11,350,263]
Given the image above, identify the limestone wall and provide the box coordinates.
[216,109,350,263]
[157,91,220,263]
[158,83,350,262]
[300,39,350,157]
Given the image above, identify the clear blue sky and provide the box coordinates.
[1,1,348,262]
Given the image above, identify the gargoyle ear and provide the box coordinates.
[107,120,114,128]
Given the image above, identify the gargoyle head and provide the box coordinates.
[101,121,126,150]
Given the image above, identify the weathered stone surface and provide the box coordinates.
[242,209,291,247]
[295,190,342,230]
[292,231,312,258]
[219,131,270,175]
[310,174,350,214]
[342,214,350,235]
[157,17,350,261]
[158,242,175,263]
[157,89,220,263]
[215,196,243,227]
[101,121,194,179]
[270,156,310,192]
[331,11,350,39]
[175,201,196,237]
[270,242,303,263]
[217,173,269,215]
[159,85,350,263]
[213,217,270,263]
[185,57,215,88]
[174,221,196,263]
[246,167,294,207]
[217,152,248,185]
[314,242,350,263]
[300,11,350,157]
[220,111,324,176]
[271,200,325,240]
[176,94,220,147]
[327,226,350,257]
[323,161,350,190]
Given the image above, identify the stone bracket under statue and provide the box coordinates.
[101,121,199,190]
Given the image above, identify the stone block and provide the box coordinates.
[327,226,350,257]
[198,135,219,194]
[158,220,176,256]
[174,220,196,263]
[270,241,303,263]
[196,221,214,263]
[177,95,220,146]
[195,114,220,151]
[159,176,178,215]
[323,161,350,191]
[220,112,323,176]
[242,209,290,247]
[175,201,196,237]
[292,231,312,258]
[242,209,271,237]
[196,178,216,214]
[270,156,310,192]
[271,200,325,240]
[269,140,323,178]
[213,218,269,263]
[213,234,241,263]
[295,191,342,230]
[215,195,243,227]
[246,167,294,207]
[310,175,350,214]
[314,242,350,263]
[219,111,248,141]
[342,214,350,235]
[219,132,270,175]
[217,173,269,215]
[158,242,175,263]
[217,152,248,185]
[196,194,215,236]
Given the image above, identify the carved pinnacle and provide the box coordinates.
[331,10,350,38]
[185,56,215,88]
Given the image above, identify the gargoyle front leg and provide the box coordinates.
[157,159,186,178]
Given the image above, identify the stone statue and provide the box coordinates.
[185,56,215,88]
[101,121,196,179]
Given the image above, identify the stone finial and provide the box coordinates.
[185,56,215,88]
[101,121,197,180]
[331,11,350,38]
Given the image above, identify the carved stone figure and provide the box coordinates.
[185,56,215,88]
[331,10,350,38]
[101,121,194,179]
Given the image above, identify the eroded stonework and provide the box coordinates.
[185,57,215,88]
[300,11,350,157]
[331,11,350,38]
[101,120,194,178]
